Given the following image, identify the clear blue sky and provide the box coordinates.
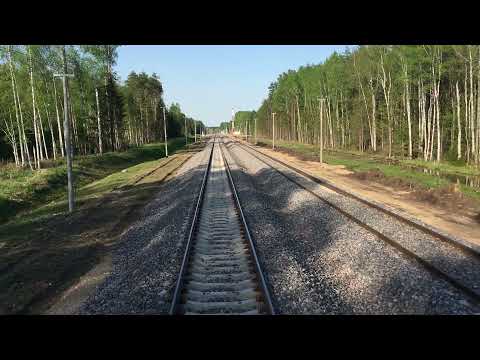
[115,45,349,127]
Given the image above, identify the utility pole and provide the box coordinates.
[184,116,187,146]
[318,97,325,164]
[194,119,197,143]
[95,87,102,155]
[254,117,257,145]
[231,108,235,135]
[162,106,168,157]
[272,112,276,150]
[54,46,75,213]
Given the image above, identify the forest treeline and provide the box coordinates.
[228,45,480,165]
[0,45,205,168]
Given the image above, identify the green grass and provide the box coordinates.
[0,137,203,314]
[254,137,480,201]
[256,137,480,176]
[0,138,187,224]
[11,156,171,227]
[402,158,480,177]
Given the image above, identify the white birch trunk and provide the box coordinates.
[455,81,462,160]
[29,48,41,168]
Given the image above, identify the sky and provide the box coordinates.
[115,45,349,127]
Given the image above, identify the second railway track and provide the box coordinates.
[169,137,274,315]
[223,136,480,309]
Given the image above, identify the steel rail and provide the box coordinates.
[219,140,275,315]
[169,136,216,315]
[232,138,480,259]
[227,138,480,306]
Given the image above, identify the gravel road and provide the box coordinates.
[78,142,212,314]
[222,137,480,314]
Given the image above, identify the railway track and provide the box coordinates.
[224,136,480,308]
[169,137,274,315]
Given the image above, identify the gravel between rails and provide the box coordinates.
[79,142,213,314]
[222,137,480,314]
[235,141,480,299]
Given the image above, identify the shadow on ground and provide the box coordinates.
[3,137,478,315]
[0,143,207,315]
[223,140,480,314]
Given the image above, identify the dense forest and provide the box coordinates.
[231,45,480,165]
[0,45,205,167]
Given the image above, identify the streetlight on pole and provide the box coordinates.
[54,46,75,213]
[272,112,276,150]
[162,106,168,157]
[317,97,325,164]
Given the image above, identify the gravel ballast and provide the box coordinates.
[236,141,480,299]
[222,138,479,314]
[78,142,213,314]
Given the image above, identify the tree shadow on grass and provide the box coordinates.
[0,146,209,315]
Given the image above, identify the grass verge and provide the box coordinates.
[0,139,204,314]
[252,137,480,203]
[0,138,188,224]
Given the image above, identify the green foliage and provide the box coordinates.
[0,45,206,165]
[250,45,480,166]
[233,111,255,134]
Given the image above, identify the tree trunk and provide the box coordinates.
[7,46,25,167]
[2,112,19,166]
[43,100,57,160]
[404,63,412,159]
[465,68,470,163]
[37,104,49,160]
[380,54,392,158]
[469,48,476,163]
[477,46,480,165]
[456,81,462,160]
[436,82,441,162]
[16,84,33,170]
[95,87,103,154]
[29,47,41,168]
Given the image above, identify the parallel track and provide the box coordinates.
[225,137,480,307]
[169,137,274,315]
[233,139,480,257]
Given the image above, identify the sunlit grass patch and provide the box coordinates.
[0,138,186,224]
[254,137,480,202]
